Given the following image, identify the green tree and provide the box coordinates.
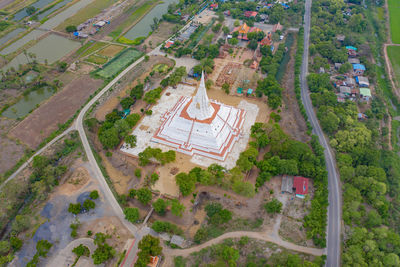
[11,215,31,233]
[124,207,140,223]
[65,25,77,32]
[90,190,99,199]
[120,97,134,109]
[0,241,10,255]
[10,236,23,251]
[228,38,238,46]
[170,199,185,217]
[264,198,282,214]
[72,244,90,257]
[152,199,167,215]
[99,127,120,149]
[92,243,115,264]
[125,135,137,148]
[222,26,230,35]
[36,240,52,257]
[175,172,196,196]
[26,6,37,15]
[130,84,144,99]
[135,168,142,178]
[138,235,162,256]
[68,203,82,215]
[136,188,152,205]
[83,199,95,210]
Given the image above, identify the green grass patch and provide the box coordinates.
[153,63,168,73]
[377,7,384,20]
[94,48,143,79]
[56,0,115,31]
[86,54,108,65]
[109,0,157,40]
[116,36,136,45]
[0,21,11,32]
[388,0,400,44]
[79,42,107,58]
[388,46,400,87]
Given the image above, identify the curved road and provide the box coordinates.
[300,0,341,266]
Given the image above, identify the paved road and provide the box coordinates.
[300,0,341,266]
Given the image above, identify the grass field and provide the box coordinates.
[95,48,143,79]
[388,0,400,44]
[78,41,107,57]
[86,54,108,65]
[97,44,125,57]
[377,7,384,21]
[152,63,168,73]
[388,46,400,87]
[55,0,115,31]
[108,0,157,40]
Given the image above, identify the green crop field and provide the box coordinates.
[86,54,108,65]
[388,46,400,87]
[388,0,400,44]
[95,49,143,79]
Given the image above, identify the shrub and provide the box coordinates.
[151,221,184,235]
[68,203,82,215]
[264,198,282,214]
[83,199,95,210]
[135,168,142,178]
[170,199,185,217]
[136,188,152,205]
[66,25,77,33]
[152,199,167,215]
[124,207,140,223]
[90,190,99,200]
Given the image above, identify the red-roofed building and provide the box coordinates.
[272,22,283,32]
[147,256,160,267]
[210,3,218,10]
[164,41,174,49]
[259,32,272,46]
[293,176,309,198]
[244,11,258,18]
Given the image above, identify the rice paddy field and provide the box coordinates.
[95,48,143,79]
[86,54,108,65]
[388,46,400,87]
[388,0,400,44]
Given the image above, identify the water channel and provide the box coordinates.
[0,28,26,46]
[37,0,73,21]
[2,87,54,119]
[123,0,178,40]
[13,0,55,21]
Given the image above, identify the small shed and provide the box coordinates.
[353,64,366,75]
[170,235,185,247]
[336,34,345,42]
[339,86,351,95]
[360,88,371,101]
[247,88,253,96]
[356,76,369,87]
[293,176,309,198]
[237,87,243,94]
[281,175,293,194]
[348,58,360,64]
[345,46,357,51]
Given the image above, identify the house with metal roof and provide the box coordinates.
[356,76,369,87]
[353,64,366,75]
[293,176,309,198]
[359,88,371,101]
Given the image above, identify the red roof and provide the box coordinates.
[210,3,218,8]
[293,176,309,195]
[244,11,258,17]
[164,41,174,48]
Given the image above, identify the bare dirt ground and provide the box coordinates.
[98,44,125,57]
[142,22,177,51]
[279,37,310,143]
[0,118,25,175]
[9,75,103,148]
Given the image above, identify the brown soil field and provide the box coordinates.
[0,118,25,175]
[97,44,125,57]
[142,22,176,51]
[10,75,103,148]
[279,37,309,143]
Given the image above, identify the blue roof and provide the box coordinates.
[346,46,357,51]
[247,88,253,94]
[353,64,366,70]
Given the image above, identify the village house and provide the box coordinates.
[353,64,366,75]
[345,77,356,88]
[293,176,309,199]
[273,22,283,32]
[244,11,258,18]
[209,3,218,10]
[336,34,345,42]
[360,88,372,101]
[356,76,369,87]
[339,86,351,96]
[346,46,357,57]
[259,32,272,46]
[348,58,360,64]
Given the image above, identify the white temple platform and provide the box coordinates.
[121,84,259,169]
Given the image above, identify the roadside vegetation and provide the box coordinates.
[308,0,400,264]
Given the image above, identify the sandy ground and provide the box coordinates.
[10,75,103,149]
[194,9,217,25]
[120,83,259,170]
[142,22,177,51]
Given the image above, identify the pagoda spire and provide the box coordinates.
[187,71,215,120]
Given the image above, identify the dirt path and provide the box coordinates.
[162,214,325,266]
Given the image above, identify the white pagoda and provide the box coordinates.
[151,73,246,161]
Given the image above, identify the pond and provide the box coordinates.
[0,28,26,46]
[13,0,55,21]
[37,0,73,21]
[0,29,45,55]
[123,0,178,40]
[2,86,54,119]
[40,0,93,30]
[2,34,80,71]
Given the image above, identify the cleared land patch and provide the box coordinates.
[94,48,143,79]
[97,44,125,57]
[388,0,400,44]
[86,54,108,65]
[9,75,103,148]
[388,46,400,87]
